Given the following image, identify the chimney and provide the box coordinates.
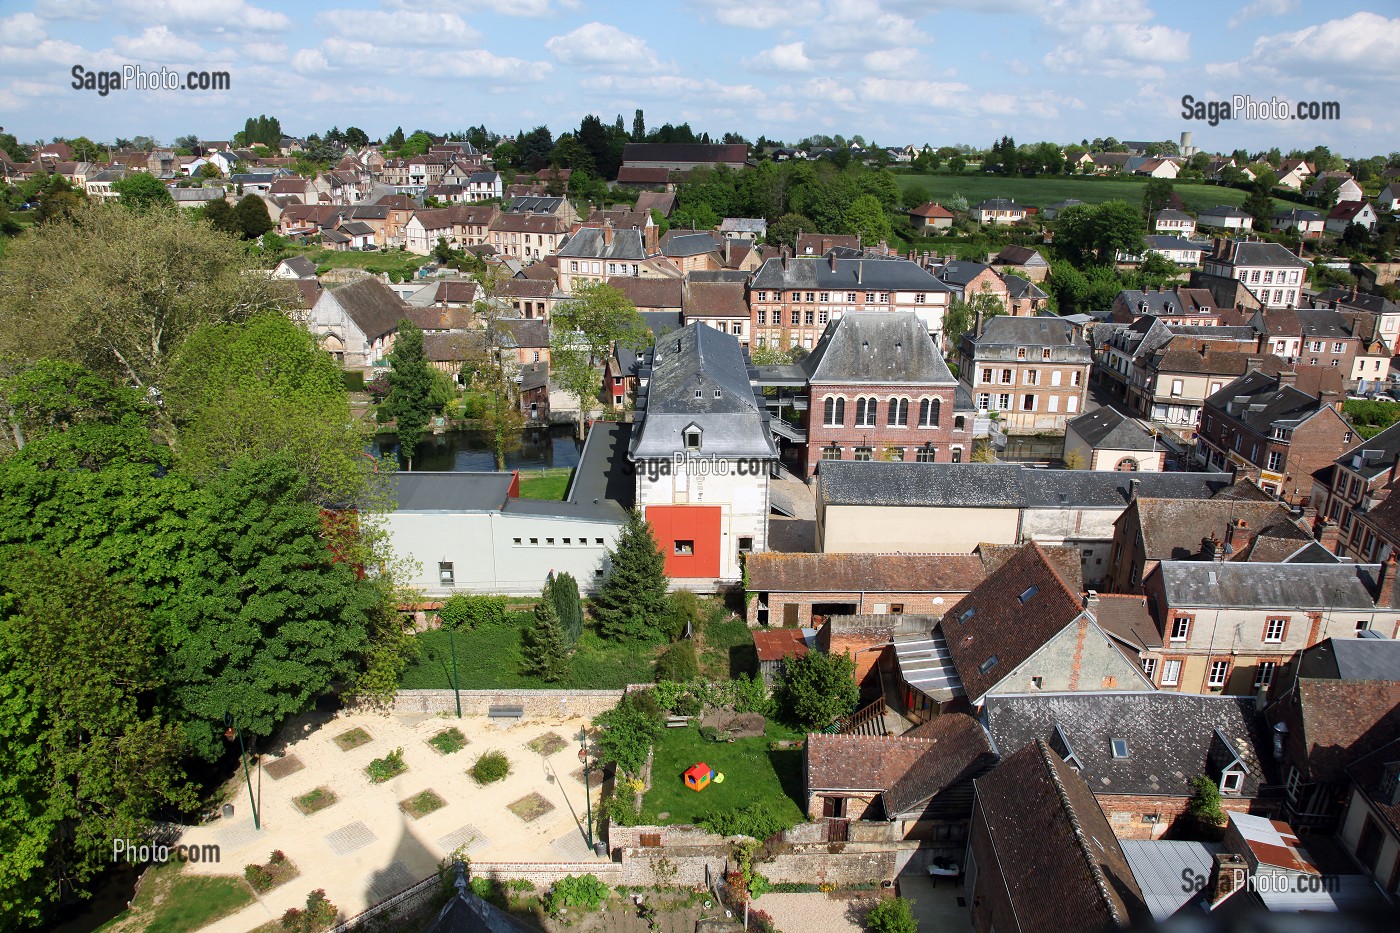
[1316,518,1341,554]
[1129,478,1141,501]
[1244,354,1263,371]
[725,239,732,267]
[1379,555,1397,608]
[974,308,986,338]
[829,251,838,273]
[1276,369,1297,388]
[1085,590,1100,611]
[1209,853,1248,909]
[603,220,613,246]
[1225,517,1248,551]
[1200,342,1211,357]
[1202,534,1222,561]
[857,260,864,285]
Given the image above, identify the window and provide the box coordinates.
[890,603,904,614]
[1141,658,1157,680]
[846,292,856,302]
[981,368,993,383]
[731,323,742,335]
[1051,370,1062,387]
[915,293,925,304]
[854,447,874,461]
[530,537,539,545]
[756,291,767,301]
[823,396,846,427]
[1072,371,1082,387]
[855,397,878,427]
[1171,616,1191,641]
[1022,394,1036,412]
[757,309,766,325]
[694,390,703,399]
[513,537,522,545]
[919,397,940,427]
[951,446,963,463]
[819,292,829,302]
[879,293,889,303]
[1220,771,1244,794]
[977,393,991,410]
[1266,450,1283,472]
[1001,368,1013,384]
[1110,738,1129,759]
[438,561,455,586]
[1024,370,1039,385]
[1042,348,1052,361]
[1264,617,1286,643]
[1018,586,1038,604]
[804,310,814,325]
[738,537,754,552]
[673,540,694,555]
[1310,340,1323,352]
[978,655,999,675]
[684,428,702,450]
[790,310,800,325]
[822,445,842,460]
[887,397,908,426]
[916,446,937,463]
[805,292,815,303]
[1208,660,1230,688]
[997,393,1011,411]
[1017,347,1028,360]
[1333,341,1345,353]
[819,310,829,324]
[790,291,800,301]
[1161,659,1182,686]
[1171,378,1184,397]
[887,447,904,461]
[1254,661,1276,689]
[1356,620,1370,634]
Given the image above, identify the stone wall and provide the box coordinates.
[471,860,625,885]
[1094,793,1273,840]
[388,689,627,718]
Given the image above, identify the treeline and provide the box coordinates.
[0,203,410,927]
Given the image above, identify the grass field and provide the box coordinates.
[278,245,428,281]
[97,863,253,933]
[639,724,806,828]
[517,467,572,500]
[698,613,758,681]
[399,615,659,689]
[893,172,1299,214]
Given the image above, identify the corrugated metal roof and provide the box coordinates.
[893,631,965,698]
[1120,840,1220,920]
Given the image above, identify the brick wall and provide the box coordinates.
[1094,794,1274,840]
[387,689,627,718]
[805,382,966,477]
[752,593,964,628]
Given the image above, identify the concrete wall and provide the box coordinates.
[389,689,626,718]
[820,504,1018,553]
[384,509,623,596]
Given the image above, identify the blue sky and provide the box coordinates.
[1,0,1396,155]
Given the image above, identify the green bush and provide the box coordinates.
[366,748,406,783]
[545,874,611,914]
[655,640,699,682]
[342,371,365,392]
[865,897,917,933]
[438,594,507,630]
[604,787,639,827]
[1344,399,1400,439]
[245,864,273,892]
[663,590,704,640]
[697,802,797,841]
[698,725,720,742]
[471,750,511,785]
[652,676,771,717]
[593,690,665,774]
[774,651,859,729]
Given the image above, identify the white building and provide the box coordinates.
[1202,240,1309,309]
[306,277,407,367]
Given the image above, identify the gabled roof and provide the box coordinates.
[277,256,318,278]
[1125,497,1310,563]
[1204,369,1333,430]
[963,315,1089,352]
[557,227,647,261]
[1337,420,1400,479]
[660,231,720,257]
[1328,200,1373,221]
[745,552,986,594]
[1198,205,1251,219]
[910,201,956,219]
[635,190,676,215]
[986,692,1273,798]
[615,165,671,184]
[1066,407,1157,451]
[973,740,1147,933]
[941,542,1088,702]
[498,318,548,348]
[1214,240,1310,269]
[795,232,860,255]
[1297,637,1400,683]
[422,331,485,363]
[1154,209,1194,222]
[503,195,565,214]
[1156,560,1386,610]
[1266,679,1400,782]
[605,276,682,310]
[682,280,748,318]
[751,256,946,292]
[319,277,408,340]
[935,260,996,287]
[621,142,748,164]
[974,198,1022,211]
[993,245,1048,266]
[802,312,957,385]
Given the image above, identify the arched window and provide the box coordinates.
[887,397,908,426]
[1115,457,1140,472]
[824,396,837,426]
[856,397,878,427]
[919,397,941,427]
[835,397,845,425]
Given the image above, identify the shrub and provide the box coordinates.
[245,864,274,892]
[1187,775,1227,838]
[593,690,665,774]
[699,725,720,742]
[269,849,287,865]
[366,748,407,783]
[471,750,511,785]
[698,802,797,841]
[546,874,611,914]
[280,889,339,933]
[438,594,507,630]
[603,787,639,827]
[429,727,467,755]
[656,640,699,683]
[865,897,917,933]
[774,651,859,729]
[663,590,704,640]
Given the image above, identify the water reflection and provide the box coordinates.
[373,424,582,472]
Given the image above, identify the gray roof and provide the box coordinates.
[1299,636,1400,682]
[817,461,1233,509]
[507,421,631,523]
[934,261,991,287]
[1144,235,1201,251]
[630,323,778,460]
[1205,370,1328,430]
[170,187,224,202]
[557,227,647,261]
[985,692,1273,800]
[1199,205,1250,218]
[802,312,957,385]
[687,270,751,284]
[319,277,408,340]
[1154,209,1193,222]
[1219,240,1310,269]
[1335,420,1400,479]
[1295,307,1353,339]
[278,256,318,277]
[1066,407,1158,451]
[961,315,1093,362]
[974,198,1021,211]
[389,472,514,511]
[1274,207,1324,223]
[1121,841,1221,921]
[750,257,948,293]
[662,232,720,257]
[1156,560,1384,610]
[719,217,766,233]
[1002,274,1046,301]
[503,196,564,214]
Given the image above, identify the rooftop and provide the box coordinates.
[802,312,958,386]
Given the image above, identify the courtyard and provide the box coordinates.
[639,722,806,829]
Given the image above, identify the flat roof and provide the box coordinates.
[390,472,513,511]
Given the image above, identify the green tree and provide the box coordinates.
[1242,182,1275,230]
[774,650,859,729]
[1186,775,1227,837]
[549,282,648,434]
[233,193,273,239]
[0,358,147,456]
[201,196,237,234]
[476,361,525,470]
[344,126,369,148]
[1055,200,1146,264]
[949,154,966,174]
[593,510,670,641]
[520,598,570,682]
[0,551,195,928]
[843,193,894,244]
[34,175,85,224]
[865,897,917,933]
[0,131,29,163]
[592,690,664,773]
[545,571,584,645]
[113,171,175,211]
[942,285,1006,346]
[1142,177,1174,217]
[198,161,223,179]
[0,201,286,399]
[386,320,434,469]
[767,212,815,247]
[632,108,646,141]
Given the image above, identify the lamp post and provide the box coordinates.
[578,728,594,851]
[223,713,260,830]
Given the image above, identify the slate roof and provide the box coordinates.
[498,318,548,348]
[995,245,1048,266]
[422,332,485,363]
[1296,637,1400,682]
[751,256,947,292]
[1126,498,1310,563]
[1144,235,1202,252]
[1266,679,1400,782]
[1217,240,1310,269]
[615,165,672,184]
[320,277,408,340]
[1090,595,1162,650]
[974,198,1023,211]
[423,863,540,932]
[683,280,749,318]
[972,740,1147,933]
[802,312,957,385]
[502,196,565,214]
[390,472,513,511]
[1066,407,1157,451]
[660,231,720,257]
[621,143,748,165]
[1154,209,1194,223]
[1199,205,1251,219]
[985,692,1273,798]
[1156,560,1386,610]
[557,227,647,261]
[1295,307,1354,339]
[1315,287,1400,315]
[941,542,1088,702]
[629,323,777,460]
[605,276,683,310]
[1003,274,1047,302]
[278,256,318,278]
[745,552,987,594]
[1273,207,1324,223]
[495,279,557,300]
[519,361,548,393]
[817,461,1233,509]
[962,315,1091,361]
[1205,369,1332,430]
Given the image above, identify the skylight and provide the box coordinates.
[978,655,999,675]
[1111,738,1129,759]
[960,607,976,623]
[1018,585,1038,604]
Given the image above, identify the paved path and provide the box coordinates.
[898,870,973,932]
[182,710,607,933]
[751,892,877,933]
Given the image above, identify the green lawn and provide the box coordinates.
[276,245,428,282]
[639,724,806,828]
[698,613,757,681]
[98,864,253,933]
[399,615,658,689]
[517,468,573,500]
[893,172,1300,214]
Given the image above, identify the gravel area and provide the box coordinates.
[751,892,878,933]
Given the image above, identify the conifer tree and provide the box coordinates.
[546,571,584,646]
[520,598,569,682]
[386,320,434,469]
[593,510,669,641]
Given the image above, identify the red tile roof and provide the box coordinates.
[752,628,810,663]
[745,552,987,595]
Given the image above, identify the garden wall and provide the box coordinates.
[388,689,628,718]
[470,860,625,885]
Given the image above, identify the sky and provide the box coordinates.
[1,0,1397,155]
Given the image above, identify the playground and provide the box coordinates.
[638,722,807,828]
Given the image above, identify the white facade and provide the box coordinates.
[634,462,770,585]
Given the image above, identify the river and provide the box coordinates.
[372,423,582,471]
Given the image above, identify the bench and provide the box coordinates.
[488,705,524,721]
[665,716,691,729]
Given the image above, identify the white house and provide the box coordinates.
[1325,201,1379,235]
[1133,235,1204,266]
[1202,240,1309,309]
[1271,208,1326,239]
[971,198,1027,225]
[272,256,318,280]
[465,171,502,202]
[1154,209,1196,237]
[306,277,407,368]
[1307,172,1363,203]
[1377,181,1400,212]
[1197,205,1253,231]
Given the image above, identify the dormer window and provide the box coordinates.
[1018,586,1038,604]
[683,425,702,450]
[1220,770,1244,794]
[978,655,999,675]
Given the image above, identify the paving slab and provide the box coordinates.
[324,820,377,856]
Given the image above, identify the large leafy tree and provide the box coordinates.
[113,172,174,211]
[842,193,894,245]
[233,193,274,239]
[0,201,286,403]
[773,650,859,729]
[0,552,194,929]
[593,510,670,642]
[1054,200,1146,265]
[943,286,1008,347]
[549,282,648,433]
[386,320,435,468]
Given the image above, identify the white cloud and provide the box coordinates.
[0,12,47,44]
[1045,21,1191,76]
[1203,61,1241,78]
[810,0,929,55]
[1228,0,1298,29]
[240,41,287,63]
[291,47,330,75]
[1249,12,1400,76]
[1040,0,1154,25]
[114,25,207,60]
[705,0,792,29]
[749,42,813,73]
[427,50,552,81]
[545,22,666,71]
[318,9,480,46]
[858,77,971,104]
[581,73,764,105]
[33,0,105,20]
[115,0,291,33]
[863,47,921,74]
